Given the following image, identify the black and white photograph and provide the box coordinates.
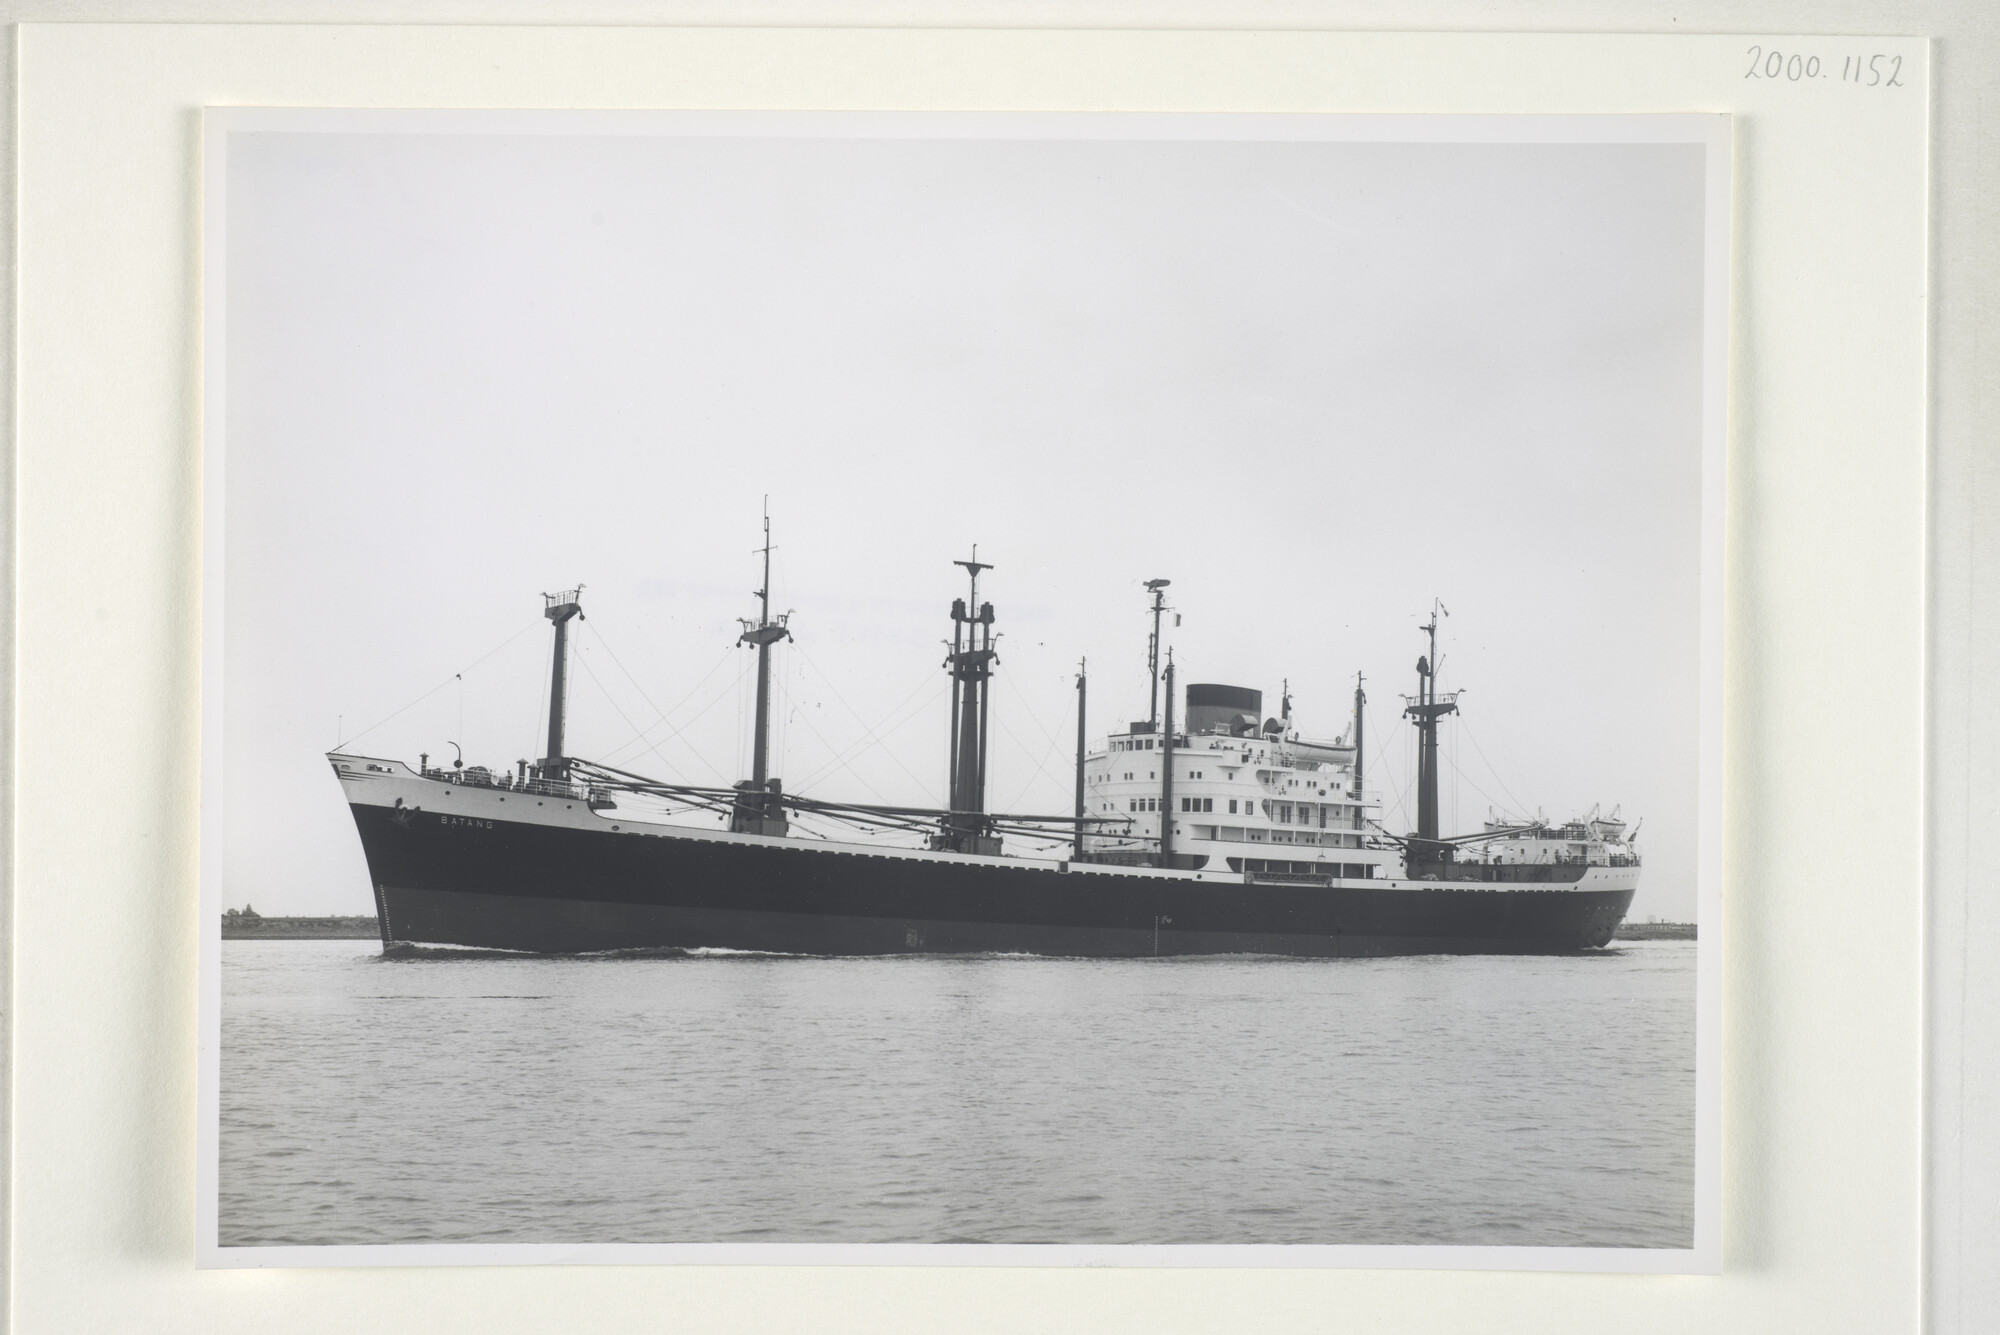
[198,110,1724,1268]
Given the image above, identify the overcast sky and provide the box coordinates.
[221,121,1710,921]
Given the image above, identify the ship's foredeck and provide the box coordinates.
[328,751,1639,896]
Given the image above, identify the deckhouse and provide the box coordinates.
[1078,682,1393,880]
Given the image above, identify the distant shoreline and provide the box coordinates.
[221,916,1697,943]
[1615,922,1697,940]
[222,916,379,940]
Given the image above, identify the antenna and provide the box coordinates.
[1421,597,1452,680]
[1144,579,1172,730]
[1352,670,1366,799]
[1073,656,1089,860]
[1159,651,1178,866]
[956,546,994,600]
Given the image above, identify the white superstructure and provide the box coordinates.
[1078,682,1391,878]
[1076,680,1640,883]
[1479,807,1643,869]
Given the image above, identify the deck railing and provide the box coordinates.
[420,767,589,801]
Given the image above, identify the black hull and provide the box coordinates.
[350,805,1635,958]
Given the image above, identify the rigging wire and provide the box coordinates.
[571,759,1085,833]
[782,693,896,805]
[791,645,931,779]
[1406,722,1416,834]
[995,710,1071,814]
[997,668,1065,754]
[534,619,552,765]
[596,646,751,776]
[580,621,733,782]
[985,665,1082,813]
[572,649,705,785]
[1439,750,1521,825]
[335,618,542,752]
[594,640,740,767]
[789,657,948,800]
[734,643,750,781]
[1457,714,1537,820]
[1451,697,1460,835]
[798,682,946,800]
[1361,697,1410,830]
[773,639,790,783]
[603,653,749,775]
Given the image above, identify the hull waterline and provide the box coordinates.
[341,766,1636,958]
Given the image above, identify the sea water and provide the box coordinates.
[218,939,1695,1247]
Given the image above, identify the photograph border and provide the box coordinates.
[195,106,1730,1273]
[12,23,1935,1334]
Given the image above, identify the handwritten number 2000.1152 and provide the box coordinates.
[1745,45,1904,86]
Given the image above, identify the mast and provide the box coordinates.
[1402,600,1459,866]
[977,611,993,812]
[1073,659,1088,860]
[538,588,583,779]
[1352,671,1367,799]
[936,552,999,855]
[947,600,964,803]
[1159,655,1176,866]
[1144,579,1171,731]
[732,503,792,835]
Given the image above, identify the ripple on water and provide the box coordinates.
[217,938,1697,1248]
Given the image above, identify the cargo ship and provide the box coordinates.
[328,526,1638,957]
